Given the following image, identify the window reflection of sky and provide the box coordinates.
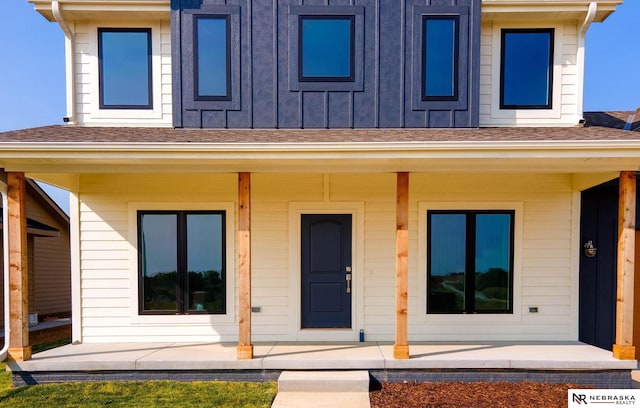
[301,17,352,78]
[424,18,456,97]
[142,214,223,276]
[141,213,223,277]
[430,214,466,277]
[430,213,511,276]
[196,17,227,97]
[187,214,223,273]
[475,214,511,273]
[101,31,150,106]
[502,32,551,106]
[141,214,176,277]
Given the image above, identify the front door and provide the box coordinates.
[301,214,352,329]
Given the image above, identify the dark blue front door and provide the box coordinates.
[579,179,618,351]
[301,214,352,329]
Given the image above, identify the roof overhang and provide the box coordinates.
[28,0,170,22]
[1,126,638,182]
[482,1,621,23]
[1,140,640,175]
[29,0,621,23]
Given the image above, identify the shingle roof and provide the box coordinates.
[0,111,638,144]
[584,111,640,131]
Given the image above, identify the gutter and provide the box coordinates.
[577,2,598,123]
[0,181,9,361]
[52,0,76,125]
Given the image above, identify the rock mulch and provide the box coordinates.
[369,382,591,408]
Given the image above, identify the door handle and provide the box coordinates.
[346,273,352,294]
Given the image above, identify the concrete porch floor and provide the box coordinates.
[8,341,636,372]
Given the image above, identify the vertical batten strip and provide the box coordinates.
[237,172,253,359]
[394,172,410,359]
[7,172,31,362]
[614,171,636,360]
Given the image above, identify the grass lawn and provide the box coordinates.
[0,339,277,408]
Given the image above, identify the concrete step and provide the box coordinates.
[272,371,371,408]
[277,370,370,393]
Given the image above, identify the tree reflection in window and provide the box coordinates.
[428,210,513,314]
[139,211,225,314]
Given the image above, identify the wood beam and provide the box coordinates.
[394,172,410,359]
[237,172,253,360]
[7,172,31,362]
[614,171,636,360]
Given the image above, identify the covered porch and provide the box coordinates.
[2,125,640,368]
[7,340,637,387]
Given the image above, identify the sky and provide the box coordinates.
[0,0,639,213]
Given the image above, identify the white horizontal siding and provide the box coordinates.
[73,19,172,127]
[480,20,582,127]
[78,173,579,343]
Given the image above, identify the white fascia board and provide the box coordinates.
[482,0,621,22]
[30,0,169,21]
[1,140,640,157]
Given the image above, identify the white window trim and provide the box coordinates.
[88,21,163,121]
[288,202,364,341]
[489,22,563,121]
[127,201,236,325]
[417,201,523,324]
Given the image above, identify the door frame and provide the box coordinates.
[289,202,364,341]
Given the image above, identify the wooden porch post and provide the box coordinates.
[394,172,410,359]
[237,172,253,359]
[614,171,636,360]
[7,172,31,362]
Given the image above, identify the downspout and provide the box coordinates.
[52,0,77,125]
[0,181,10,361]
[577,2,598,124]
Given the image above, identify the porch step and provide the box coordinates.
[271,371,370,408]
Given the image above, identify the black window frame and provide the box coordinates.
[427,210,515,315]
[499,28,554,110]
[297,14,356,83]
[193,14,232,101]
[98,27,153,110]
[137,210,226,316]
[421,15,460,101]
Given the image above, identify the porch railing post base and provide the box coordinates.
[237,345,254,360]
[613,344,635,360]
[393,344,410,359]
[8,346,32,362]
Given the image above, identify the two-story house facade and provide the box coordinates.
[2,0,640,367]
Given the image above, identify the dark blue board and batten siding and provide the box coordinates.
[171,0,481,129]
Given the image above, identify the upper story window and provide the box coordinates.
[288,5,364,92]
[194,16,230,100]
[427,210,514,314]
[422,16,459,101]
[299,15,355,82]
[138,210,226,315]
[98,28,152,109]
[500,29,554,109]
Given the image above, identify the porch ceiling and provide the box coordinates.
[1,125,639,175]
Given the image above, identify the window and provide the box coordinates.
[500,29,554,109]
[98,28,152,109]
[422,16,458,100]
[194,16,230,100]
[138,211,226,315]
[299,15,355,82]
[427,210,514,314]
